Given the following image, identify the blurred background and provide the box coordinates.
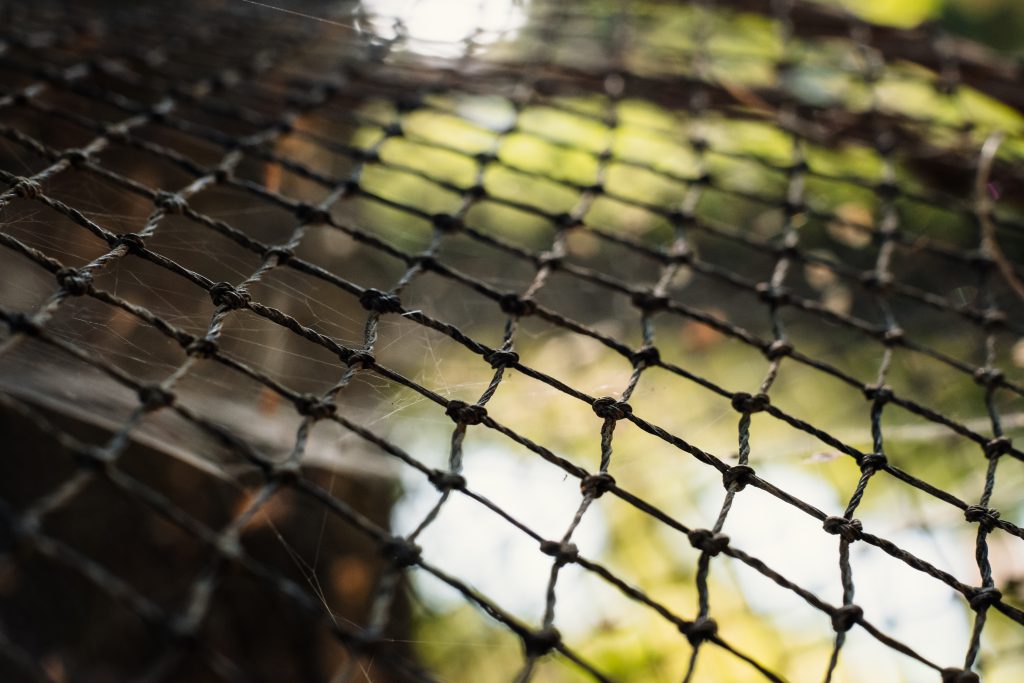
[1,0,1023,681]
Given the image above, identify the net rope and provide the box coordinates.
[0,0,1022,681]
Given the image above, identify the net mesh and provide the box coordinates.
[1,0,1023,681]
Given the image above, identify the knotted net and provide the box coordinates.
[1,1,1023,681]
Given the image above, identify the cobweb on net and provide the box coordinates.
[0,0,1023,681]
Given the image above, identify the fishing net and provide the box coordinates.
[1,0,1023,681]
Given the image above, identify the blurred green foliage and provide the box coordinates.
[296,0,1024,680]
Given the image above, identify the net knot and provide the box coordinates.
[216,535,243,562]
[355,150,379,167]
[934,75,959,96]
[445,400,486,425]
[688,529,729,556]
[782,197,807,216]
[271,462,301,485]
[631,290,669,312]
[345,350,376,369]
[982,309,1006,330]
[731,392,769,414]
[665,210,694,229]
[186,336,218,358]
[684,617,718,645]
[554,212,579,229]
[862,383,893,404]
[7,509,40,552]
[968,586,1002,610]
[539,540,578,565]
[352,634,385,655]
[484,349,519,369]
[822,516,862,542]
[498,294,536,317]
[755,282,789,306]
[380,537,421,568]
[411,254,438,271]
[859,270,892,292]
[167,615,199,645]
[723,465,755,491]
[61,149,90,166]
[294,202,331,224]
[73,445,112,474]
[154,191,187,214]
[984,437,1012,458]
[831,604,863,632]
[859,453,887,473]
[965,245,994,270]
[117,233,146,253]
[695,172,714,187]
[592,397,631,420]
[764,339,793,360]
[940,668,980,683]
[428,470,466,491]
[580,472,616,498]
[631,345,660,368]
[232,137,262,153]
[295,394,336,420]
[12,177,42,199]
[137,384,175,411]
[522,627,561,657]
[870,229,902,248]
[536,250,561,268]
[431,213,461,233]
[395,96,422,113]
[209,282,249,309]
[964,505,1000,529]
[775,241,799,259]
[788,159,810,174]
[876,180,900,200]
[263,245,294,264]
[4,312,39,336]
[55,267,92,296]
[972,367,1003,387]
[881,327,904,345]
[212,68,241,90]
[358,288,402,314]
[670,247,694,265]
[465,184,486,199]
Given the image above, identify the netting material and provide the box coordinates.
[0,0,1022,681]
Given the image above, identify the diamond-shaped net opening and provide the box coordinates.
[1,1,1024,681]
